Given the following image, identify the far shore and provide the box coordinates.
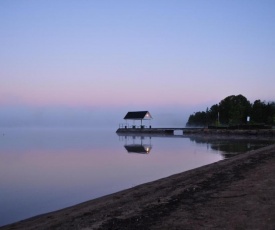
[2,142,275,229]
[116,127,275,136]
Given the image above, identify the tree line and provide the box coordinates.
[186,94,275,127]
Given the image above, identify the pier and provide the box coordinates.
[116,127,203,135]
[117,111,275,136]
[116,127,275,136]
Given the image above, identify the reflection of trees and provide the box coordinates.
[118,133,275,158]
[189,136,275,158]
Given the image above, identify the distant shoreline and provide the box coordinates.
[2,143,275,229]
[117,127,275,136]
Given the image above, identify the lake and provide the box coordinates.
[0,127,274,226]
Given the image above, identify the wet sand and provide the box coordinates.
[2,144,275,230]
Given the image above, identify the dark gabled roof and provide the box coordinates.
[124,111,152,120]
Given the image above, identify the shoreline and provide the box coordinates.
[116,128,275,136]
[2,144,275,229]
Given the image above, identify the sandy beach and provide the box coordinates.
[1,143,275,230]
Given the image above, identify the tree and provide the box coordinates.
[207,104,219,125]
[251,100,266,123]
[186,111,207,127]
[265,102,275,125]
[186,95,275,127]
[251,100,275,125]
[218,95,251,125]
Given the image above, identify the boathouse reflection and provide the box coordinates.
[118,135,152,154]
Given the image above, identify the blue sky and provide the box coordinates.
[1,1,275,127]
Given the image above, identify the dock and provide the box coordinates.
[117,110,275,136]
[116,127,203,135]
[116,127,275,136]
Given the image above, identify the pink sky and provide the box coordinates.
[1,1,275,126]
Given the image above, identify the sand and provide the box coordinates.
[1,144,275,230]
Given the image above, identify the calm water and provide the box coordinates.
[0,127,274,226]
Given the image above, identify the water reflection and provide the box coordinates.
[188,135,275,158]
[119,135,152,154]
[124,144,152,154]
[117,133,275,158]
[1,128,274,227]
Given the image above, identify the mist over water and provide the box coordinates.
[0,105,200,128]
[1,126,274,226]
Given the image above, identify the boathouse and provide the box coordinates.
[123,111,152,128]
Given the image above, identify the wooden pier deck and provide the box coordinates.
[116,127,202,135]
[116,127,275,136]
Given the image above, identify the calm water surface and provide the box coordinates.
[0,127,274,226]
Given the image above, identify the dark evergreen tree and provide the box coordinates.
[207,104,219,125]
[265,102,275,125]
[186,94,275,127]
[251,100,266,123]
[186,111,207,127]
[218,95,251,125]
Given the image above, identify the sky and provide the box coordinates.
[1,0,275,127]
